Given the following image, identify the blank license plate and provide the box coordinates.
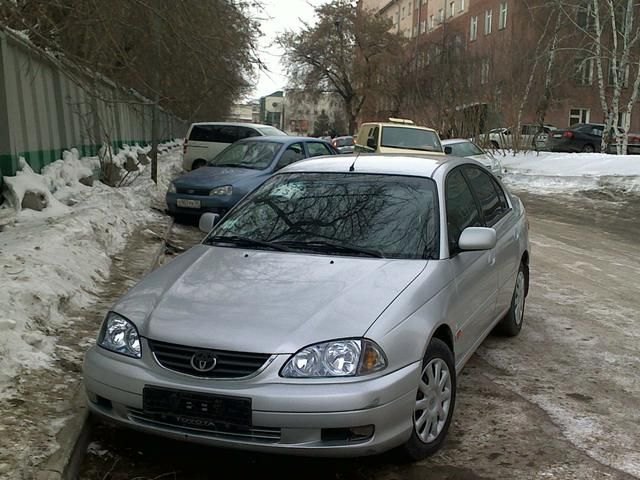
[177,199,201,208]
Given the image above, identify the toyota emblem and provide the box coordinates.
[190,351,217,372]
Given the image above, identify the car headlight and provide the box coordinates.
[281,339,387,378]
[97,312,141,358]
[167,182,176,193]
[209,185,232,196]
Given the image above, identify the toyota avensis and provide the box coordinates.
[83,154,530,459]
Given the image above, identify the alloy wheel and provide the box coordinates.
[414,358,452,443]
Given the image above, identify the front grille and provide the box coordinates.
[128,407,281,443]
[176,187,210,195]
[147,339,271,378]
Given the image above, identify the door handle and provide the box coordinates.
[488,253,496,266]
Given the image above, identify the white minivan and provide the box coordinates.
[182,122,287,170]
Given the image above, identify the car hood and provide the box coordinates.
[378,146,445,155]
[173,166,263,189]
[468,153,493,167]
[113,246,427,354]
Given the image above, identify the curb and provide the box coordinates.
[34,217,175,480]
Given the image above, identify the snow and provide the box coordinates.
[0,142,182,395]
[500,151,640,195]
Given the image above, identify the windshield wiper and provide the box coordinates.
[274,239,385,258]
[204,235,292,252]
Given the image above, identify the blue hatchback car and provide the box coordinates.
[166,136,337,218]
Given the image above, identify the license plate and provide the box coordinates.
[553,133,562,138]
[143,386,252,427]
[177,199,201,208]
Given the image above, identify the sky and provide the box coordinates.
[250,0,326,99]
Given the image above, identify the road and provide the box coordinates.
[79,190,640,480]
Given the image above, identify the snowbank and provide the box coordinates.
[0,143,182,394]
[500,151,640,195]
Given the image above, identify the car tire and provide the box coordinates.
[402,338,456,461]
[582,144,595,153]
[192,159,207,169]
[496,262,528,337]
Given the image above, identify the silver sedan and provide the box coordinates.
[443,138,503,178]
[83,154,530,459]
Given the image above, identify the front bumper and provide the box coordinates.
[83,344,420,456]
[165,192,235,217]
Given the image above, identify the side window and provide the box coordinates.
[492,178,510,211]
[238,127,261,139]
[189,125,217,142]
[307,142,333,157]
[216,126,239,143]
[276,143,305,169]
[446,169,482,253]
[463,166,504,226]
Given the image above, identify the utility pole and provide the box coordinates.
[150,8,161,184]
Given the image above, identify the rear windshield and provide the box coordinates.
[446,141,484,157]
[258,126,287,136]
[335,137,354,147]
[209,141,282,170]
[381,127,442,153]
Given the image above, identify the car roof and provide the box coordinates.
[284,154,453,178]
[359,122,437,133]
[237,136,330,144]
[189,122,276,129]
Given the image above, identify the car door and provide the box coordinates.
[463,166,518,320]
[445,167,498,361]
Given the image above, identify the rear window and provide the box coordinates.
[258,126,287,136]
[335,137,354,147]
[381,127,442,153]
[189,125,238,143]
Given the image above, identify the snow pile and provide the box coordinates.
[501,151,640,195]
[0,143,182,394]
[2,159,69,214]
[42,149,98,194]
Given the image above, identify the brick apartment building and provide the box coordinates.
[358,0,640,135]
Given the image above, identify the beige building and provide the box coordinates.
[283,91,348,136]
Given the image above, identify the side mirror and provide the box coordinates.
[459,227,496,251]
[444,146,453,155]
[199,212,220,233]
[366,137,377,150]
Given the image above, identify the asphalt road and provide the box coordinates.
[79,190,640,480]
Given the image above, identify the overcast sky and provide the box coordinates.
[250,0,327,99]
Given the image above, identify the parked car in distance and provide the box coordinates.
[85,153,530,459]
[332,135,355,154]
[182,122,287,171]
[548,123,640,154]
[486,124,555,150]
[442,138,503,178]
[355,118,444,155]
[167,136,337,219]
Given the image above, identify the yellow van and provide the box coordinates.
[354,118,444,155]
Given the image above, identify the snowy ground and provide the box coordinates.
[500,150,640,195]
[0,143,182,396]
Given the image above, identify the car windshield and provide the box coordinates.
[446,141,484,157]
[207,172,439,259]
[381,127,442,152]
[335,137,354,147]
[209,141,282,169]
[258,126,287,136]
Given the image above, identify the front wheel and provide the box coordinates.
[402,338,456,460]
[496,262,527,337]
[582,144,595,153]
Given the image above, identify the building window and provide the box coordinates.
[470,16,478,41]
[438,8,443,23]
[574,56,594,85]
[608,62,630,87]
[481,58,490,85]
[461,0,465,11]
[402,6,405,18]
[421,19,426,33]
[576,2,593,30]
[618,112,630,128]
[499,1,508,29]
[485,10,493,35]
[569,108,590,125]
[430,14,435,29]
[450,1,455,17]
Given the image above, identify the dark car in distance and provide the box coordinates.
[166,136,337,219]
[548,123,640,154]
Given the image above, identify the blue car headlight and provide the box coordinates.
[167,182,176,193]
[97,312,141,358]
[209,185,232,196]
